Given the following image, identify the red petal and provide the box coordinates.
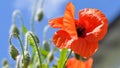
[63,2,77,38]
[66,58,93,68]
[70,38,98,58]
[79,8,108,40]
[48,17,63,28]
[53,30,71,48]
[84,58,93,68]
[66,58,84,68]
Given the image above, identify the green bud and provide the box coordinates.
[2,59,9,68]
[43,40,50,51]
[35,8,43,22]
[10,24,19,37]
[9,45,19,60]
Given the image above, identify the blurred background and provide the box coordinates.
[0,0,120,68]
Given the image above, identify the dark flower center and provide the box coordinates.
[76,26,86,37]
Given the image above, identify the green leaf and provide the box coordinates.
[39,47,49,57]
[22,24,27,34]
[28,36,37,52]
[57,49,68,68]
[42,63,48,68]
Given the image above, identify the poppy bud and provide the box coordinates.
[2,59,9,68]
[9,45,19,60]
[10,24,19,38]
[43,40,50,51]
[35,8,43,22]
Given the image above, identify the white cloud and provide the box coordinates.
[13,0,69,18]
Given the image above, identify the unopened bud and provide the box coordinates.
[43,40,50,51]
[35,8,43,22]
[10,24,19,37]
[2,59,9,68]
[9,45,19,60]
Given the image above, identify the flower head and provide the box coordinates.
[66,58,93,68]
[49,2,108,58]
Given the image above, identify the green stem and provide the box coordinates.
[25,34,29,51]
[30,33,42,68]
[17,35,25,68]
[43,25,50,40]
[12,10,25,44]
[9,35,12,45]
[40,0,44,8]
[30,0,38,32]
[63,50,72,68]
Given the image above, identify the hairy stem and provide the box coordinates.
[29,33,42,68]
[17,35,25,68]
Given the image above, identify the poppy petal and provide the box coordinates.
[66,58,93,68]
[79,8,108,40]
[84,58,93,68]
[63,2,77,38]
[66,58,84,68]
[48,17,63,28]
[53,30,71,48]
[70,38,98,58]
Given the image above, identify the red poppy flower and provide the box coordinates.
[66,58,93,68]
[49,2,108,58]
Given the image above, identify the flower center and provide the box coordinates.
[76,26,86,37]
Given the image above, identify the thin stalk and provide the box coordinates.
[17,35,25,68]
[12,10,25,44]
[9,35,12,45]
[30,0,38,32]
[25,34,29,51]
[40,0,44,8]
[30,33,42,68]
[63,50,72,68]
[43,25,50,40]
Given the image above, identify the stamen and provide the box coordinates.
[76,26,86,37]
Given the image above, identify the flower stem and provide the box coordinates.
[40,0,44,8]
[30,33,42,68]
[25,34,29,51]
[63,50,72,68]
[17,35,25,68]
[9,35,12,45]
[30,0,38,32]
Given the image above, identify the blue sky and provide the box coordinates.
[0,0,120,67]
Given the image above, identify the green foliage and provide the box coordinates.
[57,49,68,68]
[22,24,27,34]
